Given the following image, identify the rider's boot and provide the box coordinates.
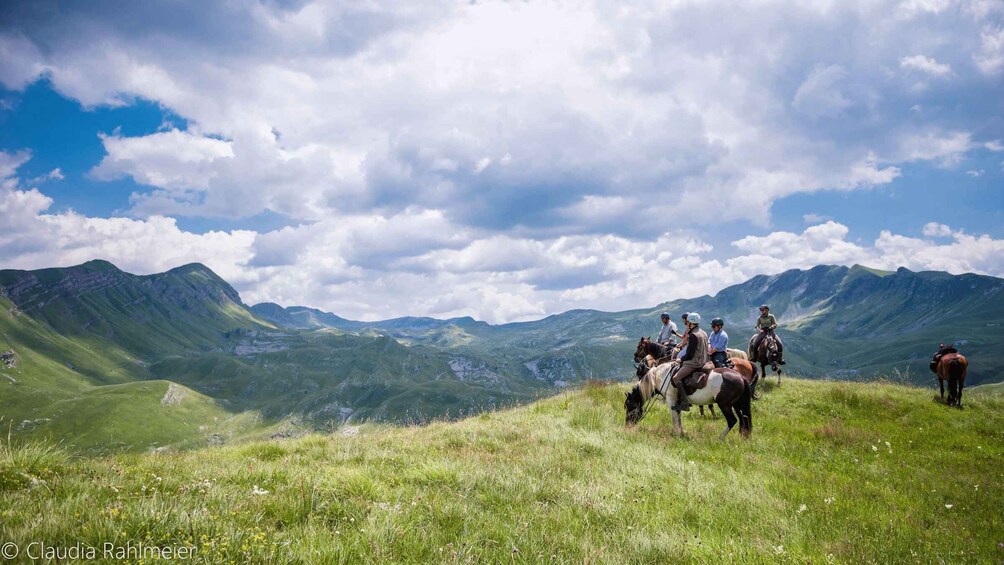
[673,380,691,412]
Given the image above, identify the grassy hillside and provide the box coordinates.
[1,378,1001,563]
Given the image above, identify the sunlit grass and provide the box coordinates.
[0,378,1001,563]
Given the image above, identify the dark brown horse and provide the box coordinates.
[633,337,673,364]
[749,331,782,387]
[935,353,969,406]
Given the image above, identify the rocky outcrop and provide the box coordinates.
[1,350,16,369]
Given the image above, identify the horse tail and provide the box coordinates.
[750,363,760,401]
[948,358,966,381]
[737,379,752,438]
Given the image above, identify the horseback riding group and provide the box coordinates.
[626,303,968,438]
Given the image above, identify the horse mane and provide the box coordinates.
[641,363,676,401]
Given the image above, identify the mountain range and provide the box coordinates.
[1,260,1001,452]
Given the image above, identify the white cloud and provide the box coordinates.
[0,0,996,234]
[898,131,976,167]
[974,25,1004,74]
[900,55,952,77]
[1,3,1003,322]
[792,65,853,119]
[923,222,953,237]
[965,169,985,177]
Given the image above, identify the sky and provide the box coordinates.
[1,0,1002,323]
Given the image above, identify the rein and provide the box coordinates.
[634,372,670,423]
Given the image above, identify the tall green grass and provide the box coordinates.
[0,378,1001,563]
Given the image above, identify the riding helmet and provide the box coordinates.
[686,312,701,324]
[759,304,769,310]
[711,317,724,326]
[660,312,670,319]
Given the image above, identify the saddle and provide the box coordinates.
[683,362,715,396]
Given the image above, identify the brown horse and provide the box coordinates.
[935,353,969,406]
[633,337,673,364]
[749,331,782,387]
[728,357,760,400]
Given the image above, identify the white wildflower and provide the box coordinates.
[945,504,953,509]
[251,485,269,495]
[824,497,835,505]
[798,504,807,513]
[775,545,784,555]
[872,445,878,452]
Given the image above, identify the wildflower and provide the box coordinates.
[775,545,784,555]
[824,497,834,505]
[871,445,878,452]
[945,504,953,509]
[251,485,269,495]
[798,504,807,513]
[884,441,890,447]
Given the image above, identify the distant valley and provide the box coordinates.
[1,260,1001,452]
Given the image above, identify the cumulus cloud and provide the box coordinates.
[923,222,953,237]
[3,152,1003,322]
[0,0,998,234]
[792,65,854,118]
[1,2,1003,322]
[900,55,952,77]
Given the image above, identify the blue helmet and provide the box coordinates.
[660,312,670,319]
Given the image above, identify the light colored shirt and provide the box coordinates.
[709,329,729,352]
[657,320,677,343]
[756,313,777,330]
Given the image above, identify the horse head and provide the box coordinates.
[624,385,644,425]
[635,362,649,380]
[633,337,650,363]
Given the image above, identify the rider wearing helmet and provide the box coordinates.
[674,312,691,357]
[708,317,729,368]
[670,313,709,412]
[749,305,785,364]
[656,312,678,348]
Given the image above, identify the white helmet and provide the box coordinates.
[686,312,701,324]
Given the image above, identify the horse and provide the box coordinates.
[625,362,752,439]
[728,357,760,400]
[935,353,968,407]
[749,331,782,387]
[637,353,717,417]
[727,348,748,361]
[633,337,673,364]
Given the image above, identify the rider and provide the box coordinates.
[656,312,678,348]
[929,343,958,373]
[749,305,785,364]
[709,317,729,368]
[671,313,709,412]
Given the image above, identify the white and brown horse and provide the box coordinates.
[625,363,752,439]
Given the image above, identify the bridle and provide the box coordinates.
[629,367,672,424]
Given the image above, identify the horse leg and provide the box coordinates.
[699,405,705,417]
[939,378,945,400]
[672,410,683,436]
[776,367,781,386]
[718,402,736,440]
[709,403,717,418]
[957,379,964,408]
